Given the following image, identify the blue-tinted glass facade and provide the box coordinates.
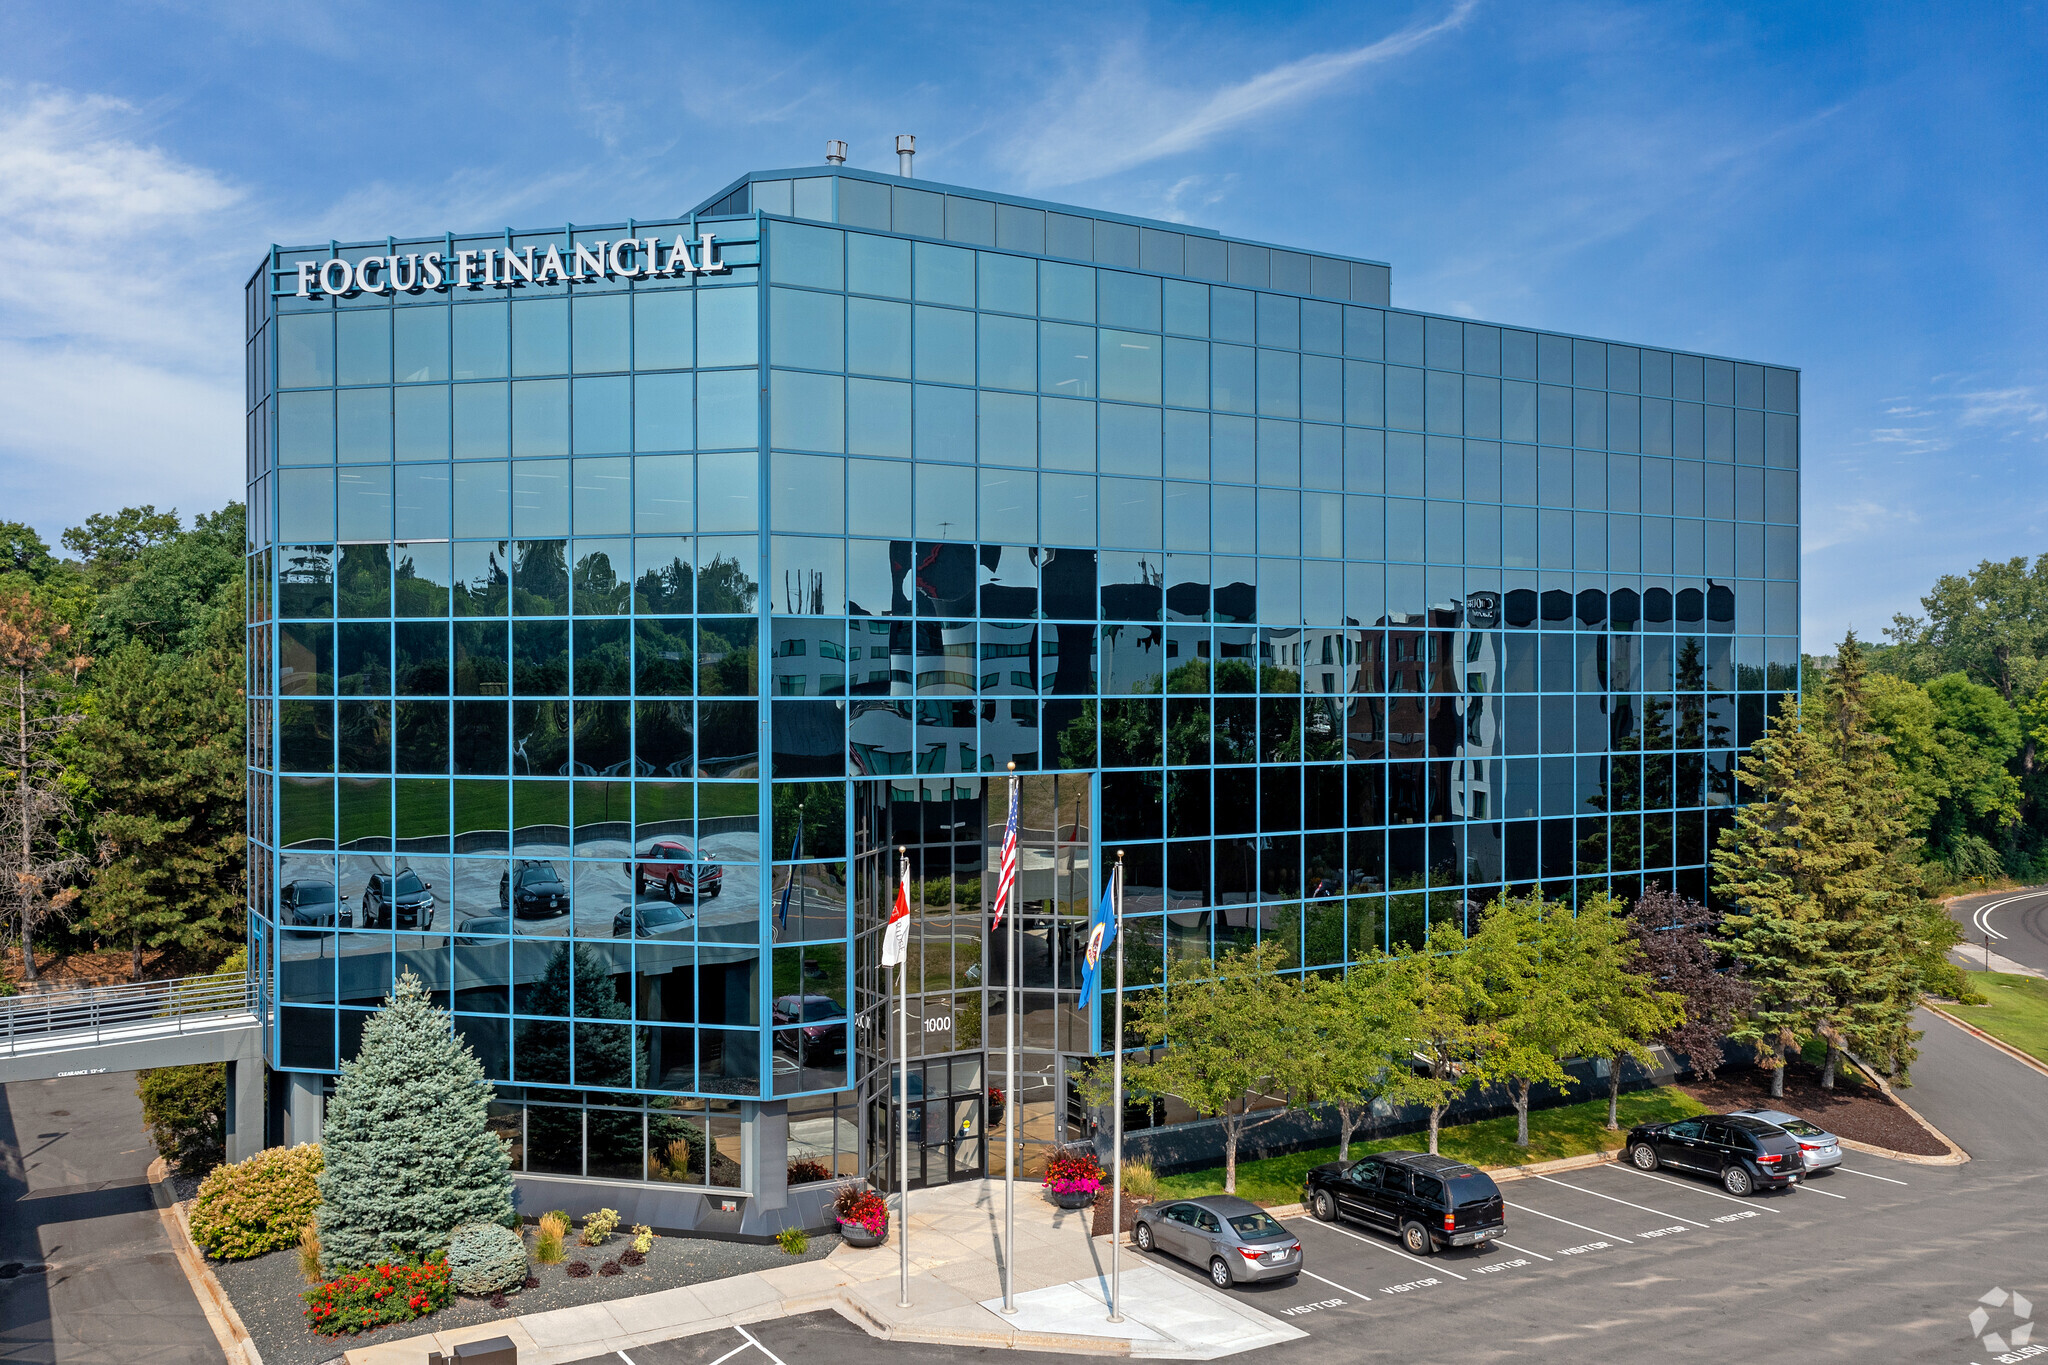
[245,166,1797,1207]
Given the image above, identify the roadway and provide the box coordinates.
[1948,885,2048,975]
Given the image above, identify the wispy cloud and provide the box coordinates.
[1003,2,1478,190]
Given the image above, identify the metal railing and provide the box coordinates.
[1,972,257,1055]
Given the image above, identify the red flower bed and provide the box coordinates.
[1043,1147,1104,1196]
[302,1255,453,1336]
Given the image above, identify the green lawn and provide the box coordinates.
[1154,1087,1714,1208]
[1947,972,2048,1066]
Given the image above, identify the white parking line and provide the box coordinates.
[1533,1174,1713,1229]
[1502,1200,1633,1244]
[1614,1164,1784,1213]
[735,1326,789,1365]
[1793,1181,1849,1200]
[1297,1218,1470,1280]
[1300,1267,1371,1301]
[1490,1238,1554,1262]
[1834,1166,1908,1186]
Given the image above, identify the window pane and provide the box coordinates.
[634,290,694,370]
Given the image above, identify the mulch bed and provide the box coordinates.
[1090,1189,1153,1238]
[2,946,182,990]
[1677,1061,1949,1157]
[210,1226,840,1365]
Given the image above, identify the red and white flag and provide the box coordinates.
[882,856,912,967]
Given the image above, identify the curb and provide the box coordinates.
[1923,1002,2048,1083]
[150,1158,266,1365]
[1840,1048,1971,1166]
[834,1294,1135,1357]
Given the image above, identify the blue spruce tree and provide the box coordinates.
[317,970,513,1271]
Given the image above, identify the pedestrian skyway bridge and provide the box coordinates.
[0,972,266,1160]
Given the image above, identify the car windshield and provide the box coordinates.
[297,884,335,904]
[394,871,424,894]
[1228,1212,1283,1237]
[801,1000,843,1021]
[642,906,684,924]
[1776,1118,1826,1138]
[1447,1172,1499,1205]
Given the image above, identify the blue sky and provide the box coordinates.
[1,1,2041,649]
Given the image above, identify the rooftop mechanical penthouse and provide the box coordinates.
[242,157,1798,1236]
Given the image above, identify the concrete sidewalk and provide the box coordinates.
[345,1180,1299,1365]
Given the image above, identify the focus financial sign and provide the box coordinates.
[290,232,730,298]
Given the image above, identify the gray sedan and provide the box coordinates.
[1132,1195,1302,1289]
[1731,1107,1845,1172]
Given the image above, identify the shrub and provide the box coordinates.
[787,1156,831,1185]
[565,1261,592,1278]
[189,1143,324,1260]
[298,1225,324,1283]
[599,1259,622,1276]
[136,1064,225,1180]
[316,972,514,1273]
[446,1222,528,1296]
[1042,1146,1104,1196]
[578,1208,620,1246]
[533,1212,568,1265]
[302,1255,452,1336]
[620,1250,645,1267]
[629,1224,655,1255]
[776,1227,809,1255]
[1119,1157,1161,1203]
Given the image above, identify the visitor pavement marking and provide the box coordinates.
[1490,1238,1554,1262]
[1296,1219,1469,1280]
[1614,1165,1785,1212]
[1501,1200,1632,1244]
[1834,1165,1909,1185]
[1532,1174,1713,1229]
[1299,1267,1371,1301]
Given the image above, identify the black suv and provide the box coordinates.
[499,860,569,918]
[1303,1151,1505,1255]
[360,869,436,930]
[1626,1114,1805,1194]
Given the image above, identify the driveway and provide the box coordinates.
[0,1073,223,1365]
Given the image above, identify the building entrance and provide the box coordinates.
[870,1052,988,1190]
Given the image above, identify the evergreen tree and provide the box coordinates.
[1709,692,1844,1097]
[317,971,513,1271]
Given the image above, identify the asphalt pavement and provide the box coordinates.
[1949,886,2048,975]
[0,1072,224,1365]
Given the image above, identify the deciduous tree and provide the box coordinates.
[0,593,89,980]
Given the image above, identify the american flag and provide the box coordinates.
[991,777,1019,930]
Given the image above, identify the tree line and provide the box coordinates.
[1,505,245,981]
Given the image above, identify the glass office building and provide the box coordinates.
[243,164,1798,1232]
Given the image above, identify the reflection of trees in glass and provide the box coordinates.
[633,619,693,695]
[698,555,757,614]
[336,544,390,616]
[634,553,693,614]
[697,620,759,695]
[1056,657,1306,771]
[573,548,629,615]
[454,543,509,616]
[511,540,568,615]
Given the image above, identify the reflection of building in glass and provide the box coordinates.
[244,160,1796,1233]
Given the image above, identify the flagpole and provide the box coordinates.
[1108,850,1125,1324]
[1001,764,1018,1314]
[897,846,911,1309]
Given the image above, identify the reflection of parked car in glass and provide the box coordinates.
[499,860,568,917]
[280,880,350,932]
[455,913,511,943]
[631,840,723,901]
[772,994,848,1061]
[360,869,436,930]
[613,902,692,939]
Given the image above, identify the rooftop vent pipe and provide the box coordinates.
[896,134,915,177]
[825,140,847,165]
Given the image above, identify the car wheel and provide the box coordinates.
[1401,1221,1433,1256]
[1133,1222,1154,1253]
[1629,1142,1660,1172]
[1209,1257,1233,1289]
[1311,1190,1337,1222]
[634,875,646,897]
[1722,1165,1754,1196]
[665,876,680,903]
[706,882,721,899]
